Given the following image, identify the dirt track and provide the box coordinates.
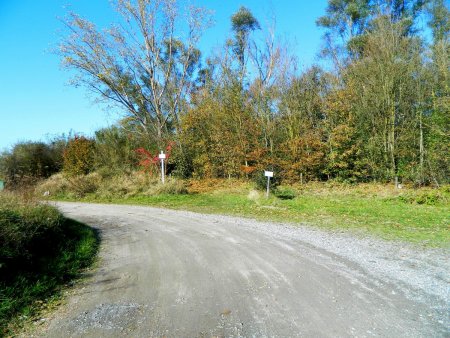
[38,202,448,337]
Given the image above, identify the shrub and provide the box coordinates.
[274,186,297,200]
[63,137,95,176]
[398,188,449,206]
[0,193,63,270]
[0,192,99,335]
[0,141,64,188]
[93,125,139,172]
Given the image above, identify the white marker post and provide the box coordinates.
[264,170,274,198]
[158,151,166,184]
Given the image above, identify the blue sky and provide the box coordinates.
[0,0,328,150]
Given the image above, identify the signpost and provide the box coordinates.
[264,170,274,198]
[158,151,166,184]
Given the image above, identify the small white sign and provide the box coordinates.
[264,171,274,177]
[159,153,166,159]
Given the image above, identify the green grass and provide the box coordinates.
[57,185,449,248]
[0,193,99,336]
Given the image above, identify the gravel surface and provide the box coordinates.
[35,202,448,337]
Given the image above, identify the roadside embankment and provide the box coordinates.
[0,192,99,336]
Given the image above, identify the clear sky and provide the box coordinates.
[0,0,328,150]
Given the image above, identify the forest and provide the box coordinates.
[1,1,449,334]
[1,0,448,188]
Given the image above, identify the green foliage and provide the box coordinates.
[59,1,211,149]
[93,125,139,173]
[183,81,261,179]
[427,0,450,42]
[63,137,95,176]
[0,141,65,188]
[30,1,446,187]
[343,16,433,183]
[253,170,281,191]
[169,146,194,179]
[0,193,99,335]
[316,0,372,57]
[317,0,427,57]
[397,188,449,205]
[274,186,297,200]
[231,6,260,33]
[231,6,260,65]
[0,194,63,267]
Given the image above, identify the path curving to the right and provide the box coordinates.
[39,202,449,337]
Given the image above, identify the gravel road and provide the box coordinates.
[38,202,449,337]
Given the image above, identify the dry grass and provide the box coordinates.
[96,172,156,197]
[35,173,102,198]
[34,173,69,197]
[148,179,188,195]
[188,178,250,194]
[35,171,189,199]
[286,181,449,201]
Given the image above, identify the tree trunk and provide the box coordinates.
[419,111,424,185]
[389,103,397,187]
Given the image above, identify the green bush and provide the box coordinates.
[396,187,449,206]
[0,141,65,188]
[93,125,140,173]
[274,186,297,200]
[0,194,63,269]
[0,192,99,335]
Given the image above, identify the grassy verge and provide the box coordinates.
[52,180,449,248]
[0,193,99,336]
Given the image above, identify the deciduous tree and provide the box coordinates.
[59,0,212,149]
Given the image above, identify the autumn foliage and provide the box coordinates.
[63,136,95,176]
[135,142,174,176]
[2,1,446,188]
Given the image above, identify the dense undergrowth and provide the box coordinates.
[0,192,99,336]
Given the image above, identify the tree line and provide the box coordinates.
[1,0,448,187]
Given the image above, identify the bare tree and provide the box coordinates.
[248,21,293,155]
[59,0,212,148]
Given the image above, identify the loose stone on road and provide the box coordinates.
[38,202,449,337]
